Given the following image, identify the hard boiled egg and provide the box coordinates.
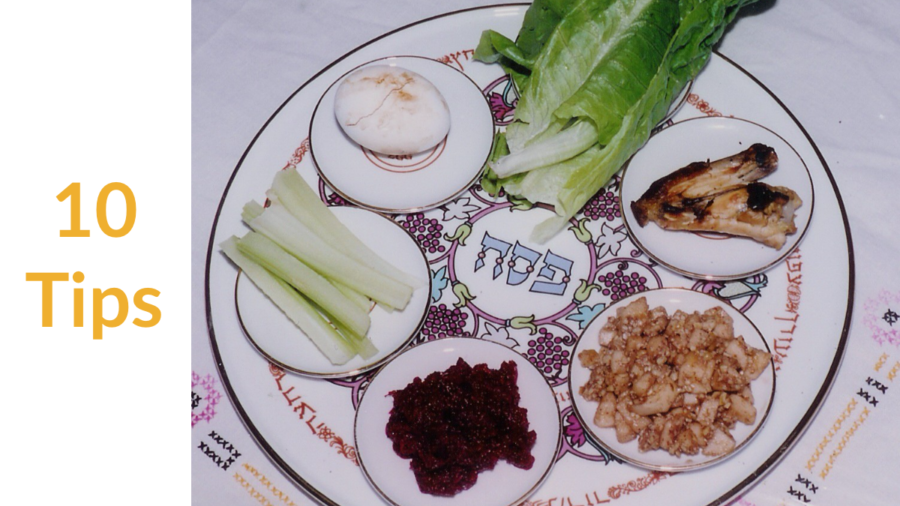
[333,65,450,156]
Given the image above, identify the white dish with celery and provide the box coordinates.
[220,168,429,377]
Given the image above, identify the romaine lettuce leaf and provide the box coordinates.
[509,0,662,151]
[475,0,758,241]
[474,0,576,81]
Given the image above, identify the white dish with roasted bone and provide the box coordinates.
[620,116,814,280]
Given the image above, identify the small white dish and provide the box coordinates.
[309,56,495,213]
[355,337,562,506]
[620,116,814,280]
[568,288,775,472]
[235,205,430,378]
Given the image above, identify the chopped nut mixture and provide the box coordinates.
[578,296,770,457]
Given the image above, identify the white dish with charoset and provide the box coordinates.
[569,288,775,472]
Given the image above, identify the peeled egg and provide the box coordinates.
[333,65,450,156]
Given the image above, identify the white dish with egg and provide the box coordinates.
[333,64,451,156]
[309,56,495,213]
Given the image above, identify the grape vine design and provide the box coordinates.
[596,264,653,301]
[418,303,472,343]
[524,326,576,386]
[397,213,447,256]
[582,177,622,222]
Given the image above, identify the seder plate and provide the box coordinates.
[204,4,852,506]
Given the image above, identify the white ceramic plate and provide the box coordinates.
[569,288,775,472]
[235,205,431,378]
[621,116,815,280]
[310,56,495,213]
[204,6,851,506]
[355,337,562,506]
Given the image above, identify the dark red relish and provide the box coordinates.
[385,357,536,497]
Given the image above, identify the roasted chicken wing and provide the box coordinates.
[630,144,802,249]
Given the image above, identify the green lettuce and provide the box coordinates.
[476,0,758,241]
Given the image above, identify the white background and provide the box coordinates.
[0,1,190,503]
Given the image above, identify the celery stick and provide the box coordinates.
[332,318,379,361]
[246,202,413,310]
[242,200,265,222]
[236,232,371,337]
[246,200,373,312]
[270,168,424,289]
[220,237,356,365]
[333,280,372,313]
[302,291,379,360]
[351,332,378,360]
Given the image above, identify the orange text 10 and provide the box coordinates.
[26,183,162,339]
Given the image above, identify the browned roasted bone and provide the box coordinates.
[630,144,801,249]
